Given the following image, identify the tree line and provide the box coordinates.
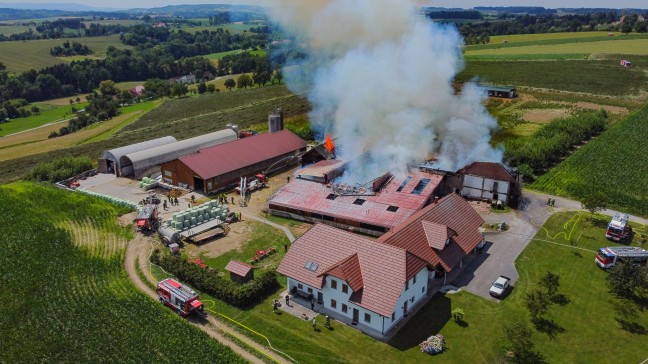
[50,41,92,57]
[452,12,648,44]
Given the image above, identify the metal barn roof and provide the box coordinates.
[119,129,237,177]
[178,130,307,180]
[101,136,177,170]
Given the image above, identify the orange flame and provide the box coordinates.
[324,134,335,153]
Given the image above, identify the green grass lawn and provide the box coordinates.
[531,102,648,216]
[150,211,648,363]
[205,49,245,60]
[0,102,88,136]
[0,34,130,73]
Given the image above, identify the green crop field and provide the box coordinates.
[0,34,130,73]
[488,31,612,44]
[532,102,648,216]
[465,38,648,57]
[0,24,35,35]
[150,211,648,363]
[82,19,144,27]
[0,102,87,137]
[205,49,245,60]
[0,182,245,363]
[457,58,648,96]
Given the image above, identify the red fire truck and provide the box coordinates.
[606,213,632,241]
[157,278,205,317]
[595,246,648,269]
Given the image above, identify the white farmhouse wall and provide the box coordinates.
[287,277,322,298]
[461,175,510,203]
[463,175,483,189]
[383,268,428,333]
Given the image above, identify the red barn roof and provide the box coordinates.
[270,171,442,229]
[225,260,254,277]
[457,162,516,183]
[378,193,484,272]
[277,223,426,317]
[179,130,307,180]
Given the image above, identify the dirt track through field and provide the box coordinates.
[125,235,288,364]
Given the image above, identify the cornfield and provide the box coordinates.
[0,182,245,363]
[532,103,648,216]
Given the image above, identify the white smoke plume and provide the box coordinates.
[268,0,502,183]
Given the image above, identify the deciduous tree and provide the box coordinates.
[580,192,608,221]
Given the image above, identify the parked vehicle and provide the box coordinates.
[595,246,648,269]
[235,174,267,194]
[136,204,159,233]
[157,278,205,317]
[489,275,511,298]
[606,213,632,241]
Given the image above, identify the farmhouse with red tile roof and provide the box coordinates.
[277,193,484,338]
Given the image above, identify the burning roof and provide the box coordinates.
[270,166,443,230]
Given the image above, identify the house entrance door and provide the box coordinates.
[317,292,323,304]
[403,301,408,317]
[352,308,359,324]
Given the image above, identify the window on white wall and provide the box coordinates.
[342,304,348,313]
[331,280,337,290]
[422,286,425,293]
[405,281,409,290]
[342,284,348,293]
[391,312,395,321]
[307,287,313,293]
[413,275,417,284]
[298,283,303,289]
[330,299,337,309]
[364,313,371,323]
[410,296,415,303]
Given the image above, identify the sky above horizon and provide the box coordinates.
[5,0,648,10]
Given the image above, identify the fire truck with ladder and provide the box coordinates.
[605,213,632,241]
[157,278,206,317]
[595,246,648,269]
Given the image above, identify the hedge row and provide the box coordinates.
[505,110,607,176]
[151,250,279,308]
[28,156,94,183]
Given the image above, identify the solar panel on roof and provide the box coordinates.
[411,178,431,195]
[396,176,412,192]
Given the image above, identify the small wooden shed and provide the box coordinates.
[225,260,255,283]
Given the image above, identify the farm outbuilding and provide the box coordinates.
[225,260,255,283]
[485,85,517,98]
[98,136,177,175]
[119,129,238,179]
[455,162,520,206]
[161,130,307,194]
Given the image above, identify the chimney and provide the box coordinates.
[434,196,439,204]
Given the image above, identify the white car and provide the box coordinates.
[489,276,511,298]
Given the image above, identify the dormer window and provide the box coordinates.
[446,238,451,245]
